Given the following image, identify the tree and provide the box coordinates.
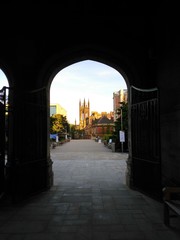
[50,114,69,134]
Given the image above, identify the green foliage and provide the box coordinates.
[50,114,69,134]
[102,134,113,141]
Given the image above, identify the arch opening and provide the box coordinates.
[0,46,161,202]
[50,59,129,190]
[46,50,161,200]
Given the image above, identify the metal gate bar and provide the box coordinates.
[131,86,161,199]
[0,86,9,196]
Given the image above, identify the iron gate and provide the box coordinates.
[18,87,47,163]
[13,87,51,199]
[131,86,161,200]
[0,86,9,197]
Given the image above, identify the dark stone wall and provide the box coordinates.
[158,17,180,186]
[1,4,180,200]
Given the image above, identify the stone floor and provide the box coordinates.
[0,139,180,240]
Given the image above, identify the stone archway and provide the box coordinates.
[40,45,135,194]
[1,43,160,203]
[41,44,162,199]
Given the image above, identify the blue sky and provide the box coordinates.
[50,60,127,124]
[0,60,127,124]
[0,70,8,89]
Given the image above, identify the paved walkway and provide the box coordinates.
[0,139,180,240]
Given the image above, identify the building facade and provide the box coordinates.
[85,115,114,139]
[113,89,128,121]
[50,103,67,117]
[79,99,90,130]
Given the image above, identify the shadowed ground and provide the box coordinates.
[0,139,179,240]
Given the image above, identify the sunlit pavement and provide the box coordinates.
[51,139,128,191]
[0,139,180,240]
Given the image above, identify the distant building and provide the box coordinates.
[78,99,114,139]
[50,103,67,117]
[113,89,128,121]
[79,99,90,130]
[85,115,114,139]
[90,111,114,124]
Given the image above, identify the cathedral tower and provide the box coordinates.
[79,98,90,130]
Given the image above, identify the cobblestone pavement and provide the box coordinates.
[0,139,180,240]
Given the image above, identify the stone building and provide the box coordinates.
[0,4,179,202]
[89,115,114,139]
[79,99,90,130]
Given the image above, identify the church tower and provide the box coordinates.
[79,98,90,130]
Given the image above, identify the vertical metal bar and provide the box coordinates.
[130,86,161,198]
[0,87,6,194]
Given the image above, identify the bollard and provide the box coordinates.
[111,143,115,152]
